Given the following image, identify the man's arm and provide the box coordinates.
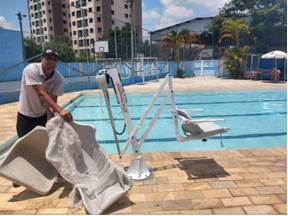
[47,95,57,120]
[33,84,73,122]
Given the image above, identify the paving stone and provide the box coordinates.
[26,198,59,210]
[249,195,282,205]
[212,207,245,215]
[130,201,162,213]
[0,210,37,215]
[0,201,28,211]
[277,194,287,203]
[37,207,69,215]
[190,198,223,210]
[183,182,211,191]
[128,193,146,202]
[256,186,286,195]
[235,179,264,188]
[259,178,287,186]
[147,210,180,215]
[130,185,157,193]
[146,192,174,201]
[69,207,87,215]
[173,190,203,200]
[161,199,192,211]
[266,172,287,178]
[209,180,237,189]
[218,174,243,181]
[180,209,213,215]
[157,183,184,192]
[272,204,287,214]
[0,186,11,193]
[201,189,232,199]
[168,176,191,184]
[229,187,259,196]
[0,193,17,202]
[221,197,252,207]
[243,205,279,215]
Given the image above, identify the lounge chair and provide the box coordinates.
[176,108,229,141]
[0,126,58,195]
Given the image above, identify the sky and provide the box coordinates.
[0,0,230,37]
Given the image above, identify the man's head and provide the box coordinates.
[42,48,59,77]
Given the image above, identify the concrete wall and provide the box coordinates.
[0,28,24,67]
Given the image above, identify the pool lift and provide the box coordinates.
[95,68,229,180]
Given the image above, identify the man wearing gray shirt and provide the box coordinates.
[17,48,73,138]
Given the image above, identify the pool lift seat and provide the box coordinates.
[96,68,230,181]
[175,108,229,143]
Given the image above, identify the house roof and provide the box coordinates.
[150,16,214,34]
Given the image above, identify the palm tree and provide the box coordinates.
[161,30,199,78]
[219,19,250,47]
[219,19,250,78]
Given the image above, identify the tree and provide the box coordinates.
[161,30,199,78]
[209,0,287,52]
[44,37,75,62]
[219,19,250,47]
[24,37,42,62]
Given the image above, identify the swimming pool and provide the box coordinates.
[66,89,287,154]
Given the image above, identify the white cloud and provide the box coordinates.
[143,9,161,20]
[157,0,194,29]
[0,16,17,30]
[143,0,231,31]
[184,0,231,14]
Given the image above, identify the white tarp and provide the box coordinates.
[46,116,132,214]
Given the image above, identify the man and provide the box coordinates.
[13,48,72,187]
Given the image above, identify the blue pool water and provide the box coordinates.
[67,89,287,154]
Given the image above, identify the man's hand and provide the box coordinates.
[59,109,73,122]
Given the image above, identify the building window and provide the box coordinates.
[42,2,44,6]
[90,28,93,33]
[73,31,76,35]
[62,4,66,8]
[47,1,50,5]
[50,26,53,30]
[72,11,75,16]
[63,12,66,16]
[111,0,114,5]
[74,40,77,45]
[97,17,101,22]
[42,10,45,14]
[125,13,128,18]
[71,2,74,6]
[97,27,102,33]
[77,20,82,27]
[63,20,67,24]
[49,9,51,14]
[44,27,47,31]
[43,19,46,23]
[111,10,114,15]
[88,7,92,12]
[45,35,48,39]
[72,21,76,26]
[32,21,34,25]
[74,50,78,54]
[96,6,100,12]
[76,10,82,18]
[49,18,52,22]
[124,4,128,9]
[112,20,114,25]
[64,28,68,32]
[89,18,93,23]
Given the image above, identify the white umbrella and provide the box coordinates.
[261,50,287,79]
[261,50,287,59]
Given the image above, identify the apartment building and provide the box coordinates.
[28,0,71,44]
[27,0,142,56]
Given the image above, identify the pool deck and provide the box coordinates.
[0,77,286,214]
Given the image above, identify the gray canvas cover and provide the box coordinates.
[0,126,57,195]
[45,116,132,214]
